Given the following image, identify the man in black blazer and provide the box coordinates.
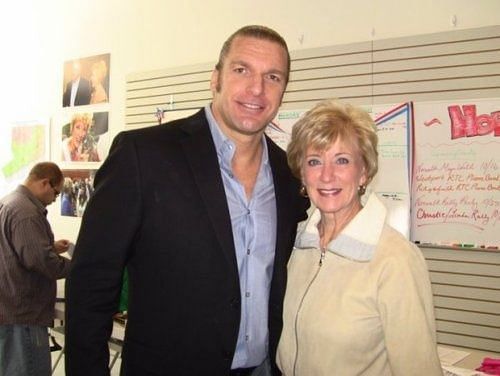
[65,25,308,376]
[62,60,91,107]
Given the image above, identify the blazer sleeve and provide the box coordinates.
[65,131,142,376]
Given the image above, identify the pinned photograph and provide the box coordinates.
[62,53,110,107]
[60,169,96,217]
[60,111,109,162]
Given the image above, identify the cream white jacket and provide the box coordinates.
[277,194,443,376]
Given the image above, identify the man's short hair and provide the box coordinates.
[215,25,291,84]
[27,162,63,187]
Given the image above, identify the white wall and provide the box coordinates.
[2,0,500,241]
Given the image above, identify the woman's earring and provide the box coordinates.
[300,185,309,198]
[357,185,366,195]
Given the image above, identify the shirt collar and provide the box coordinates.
[295,193,387,261]
[16,184,48,216]
[204,104,269,171]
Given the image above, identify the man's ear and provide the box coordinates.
[210,69,220,93]
[41,178,51,188]
[34,178,51,196]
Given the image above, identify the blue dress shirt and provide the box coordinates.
[205,105,277,368]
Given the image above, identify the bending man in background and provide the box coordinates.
[0,162,72,376]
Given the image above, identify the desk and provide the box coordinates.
[451,346,499,369]
[439,345,500,375]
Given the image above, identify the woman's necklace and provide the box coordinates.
[319,246,326,266]
[318,222,330,267]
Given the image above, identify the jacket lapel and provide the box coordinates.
[179,110,238,271]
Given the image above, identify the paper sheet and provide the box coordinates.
[439,346,471,365]
[442,365,487,376]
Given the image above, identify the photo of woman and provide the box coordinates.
[90,60,109,104]
[61,113,100,162]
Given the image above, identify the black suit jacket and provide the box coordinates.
[65,109,308,376]
[62,77,92,107]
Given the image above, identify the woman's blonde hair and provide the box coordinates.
[91,60,108,83]
[70,113,92,133]
[287,99,379,185]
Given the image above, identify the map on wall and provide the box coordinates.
[0,121,49,197]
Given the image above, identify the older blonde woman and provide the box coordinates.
[89,60,108,104]
[276,99,442,375]
[62,113,100,162]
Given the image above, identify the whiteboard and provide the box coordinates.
[412,98,500,247]
[369,103,412,238]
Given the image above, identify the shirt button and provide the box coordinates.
[245,292,250,298]
[247,249,250,255]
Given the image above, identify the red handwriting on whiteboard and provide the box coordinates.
[448,104,500,139]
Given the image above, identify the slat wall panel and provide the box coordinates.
[126,25,500,128]
[127,90,211,112]
[291,64,372,81]
[438,333,500,353]
[422,246,500,353]
[127,70,212,91]
[125,26,500,353]
[372,88,500,106]
[290,52,373,71]
[127,61,214,82]
[433,296,499,315]
[432,284,499,302]
[435,308,500,328]
[372,76,500,96]
[373,50,500,73]
[126,99,210,128]
[426,259,500,277]
[438,321,500,343]
[372,38,500,61]
[126,63,213,128]
[128,82,211,102]
[430,271,499,290]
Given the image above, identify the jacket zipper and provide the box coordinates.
[292,248,325,376]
